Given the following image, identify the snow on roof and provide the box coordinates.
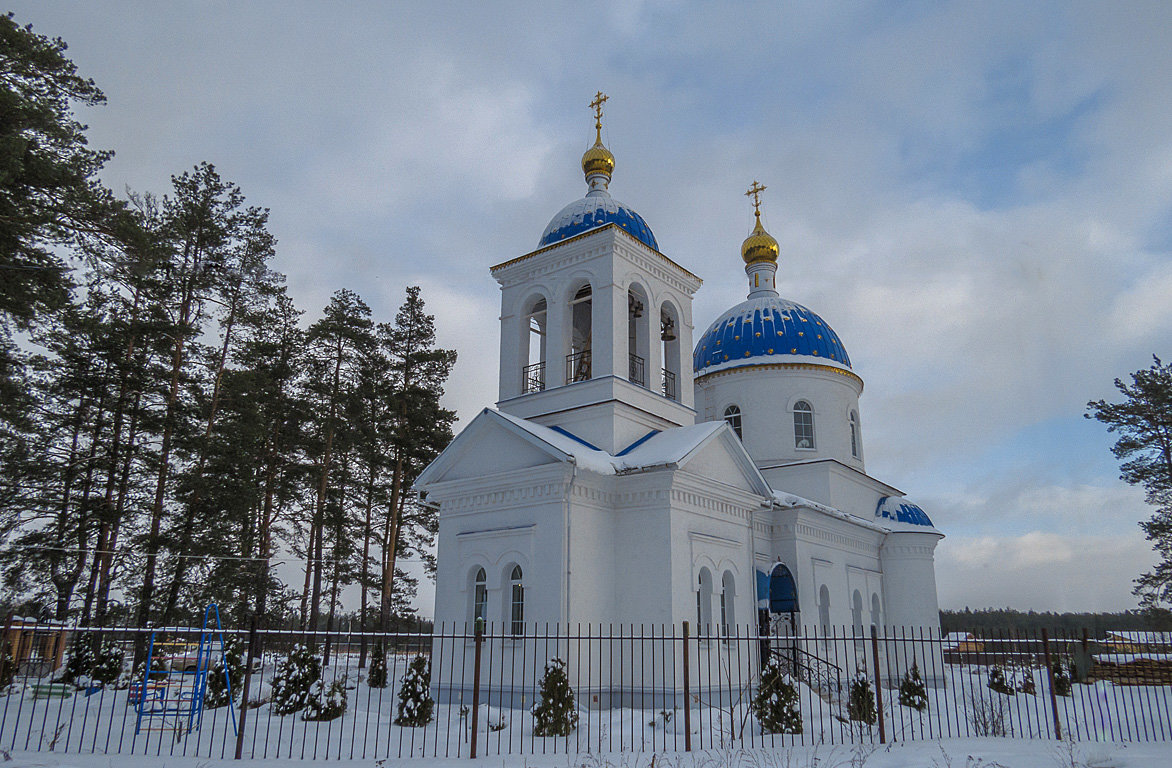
[492,410,726,476]
[1105,631,1172,644]
[771,490,892,533]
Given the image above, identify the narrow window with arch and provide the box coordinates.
[723,405,742,440]
[509,565,524,635]
[472,567,487,625]
[850,410,860,458]
[696,568,713,632]
[567,285,592,383]
[794,400,815,449]
[720,571,735,638]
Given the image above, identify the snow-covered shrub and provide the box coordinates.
[270,644,321,715]
[531,657,579,737]
[394,654,434,726]
[1051,658,1073,697]
[987,665,1015,695]
[898,662,928,712]
[751,655,802,734]
[1016,666,1036,695]
[302,676,347,721]
[367,641,387,689]
[61,635,123,688]
[205,637,244,709]
[847,672,877,725]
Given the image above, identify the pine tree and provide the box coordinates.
[367,641,388,688]
[898,662,928,712]
[751,655,802,734]
[531,657,579,737]
[303,677,347,721]
[1087,357,1172,609]
[847,672,877,724]
[271,644,321,715]
[394,654,434,726]
[1052,658,1073,697]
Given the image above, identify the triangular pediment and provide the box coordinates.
[416,409,571,486]
[674,425,772,497]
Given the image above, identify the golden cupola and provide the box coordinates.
[581,91,616,182]
[741,180,779,265]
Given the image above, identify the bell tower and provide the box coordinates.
[491,94,702,453]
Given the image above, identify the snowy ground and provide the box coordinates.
[3,655,1172,762]
[3,739,1172,768]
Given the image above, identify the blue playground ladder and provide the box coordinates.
[132,603,237,737]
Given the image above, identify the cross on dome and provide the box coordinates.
[581,91,616,188]
[745,180,767,218]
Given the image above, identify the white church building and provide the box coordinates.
[416,97,944,703]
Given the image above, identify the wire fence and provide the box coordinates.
[1,620,1170,759]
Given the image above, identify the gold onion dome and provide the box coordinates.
[582,91,615,180]
[741,180,779,264]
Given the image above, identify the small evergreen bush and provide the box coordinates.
[62,636,124,688]
[987,665,1015,695]
[205,637,244,709]
[303,676,347,721]
[751,655,802,734]
[847,672,877,725]
[271,644,321,715]
[394,655,434,726]
[531,657,579,737]
[1016,667,1036,695]
[898,662,928,712]
[367,641,387,689]
[1051,658,1073,697]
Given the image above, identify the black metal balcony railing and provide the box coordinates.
[662,368,677,400]
[566,349,591,383]
[522,361,545,393]
[628,353,646,387]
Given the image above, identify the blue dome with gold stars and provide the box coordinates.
[539,189,659,251]
[693,296,852,377]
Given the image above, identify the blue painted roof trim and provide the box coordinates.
[548,425,602,452]
[875,496,935,527]
[693,299,852,373]
[539,200,659,251]
[616,429,661,457]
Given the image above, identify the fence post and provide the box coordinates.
[870,625,886,744]
[1041,628,1063,740]
[0,611,12,688]
[234,615,259,760]
[469,621,484,759]
[682,621,692,752]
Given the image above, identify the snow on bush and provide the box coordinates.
[531,657,579,737]
[987,665,1015,695]
[847,672,877,725]
[751,655,802,734]
[302,676,347,721]
[270,644,321,715]
[205,637,244,709]
[1052,658,1073,697]
[898,661,928,712]
[394,654,434,726]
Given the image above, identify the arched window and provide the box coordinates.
[818,584,831,629]
[472,567,487,625]
[720,571,736,637]
[522,297,547,393]
[852,590,864,633]
[568,284,592,383]
[509,565,524,635]
[850,410,860,458]
[627,286,649,387]
[793,400,815,449]
[870,593,881,632]
[723,405,742,440]
[660,302,680,400]
[697,567,713,631]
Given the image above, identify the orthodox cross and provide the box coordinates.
[745,180,767,217]
[590,91,609,132]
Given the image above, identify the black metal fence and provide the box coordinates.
[2,622,1170,760]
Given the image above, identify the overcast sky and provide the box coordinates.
[12,1,1172,614]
